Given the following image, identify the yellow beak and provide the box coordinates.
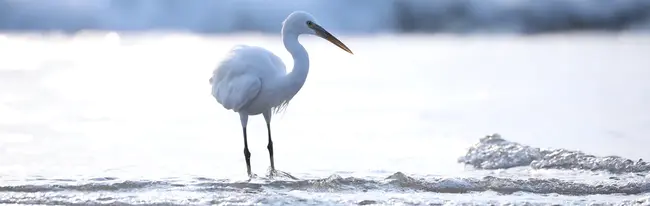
[311,23,353,55]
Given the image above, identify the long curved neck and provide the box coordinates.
[280,31,309,97]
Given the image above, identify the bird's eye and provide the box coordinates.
[306,21,313,26]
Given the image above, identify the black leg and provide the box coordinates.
[242,127,252,177]
[266,123,275,171]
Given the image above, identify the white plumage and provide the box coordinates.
[209,11,353,178]
[210,45,287,114]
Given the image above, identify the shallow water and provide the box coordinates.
[1,33,649,205]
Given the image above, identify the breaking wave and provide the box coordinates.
[458,133,650,173]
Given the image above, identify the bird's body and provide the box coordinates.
[210,45,291,115]
[209,11,353,178]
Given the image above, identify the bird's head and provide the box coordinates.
[282,11,353,54]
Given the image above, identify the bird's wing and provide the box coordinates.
[210,45,267,112]
[210,45,290,112]
[212,75,261,112]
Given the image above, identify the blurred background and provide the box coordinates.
[1,0,650,34]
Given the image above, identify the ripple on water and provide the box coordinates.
[1,134,649,205]
[0,171,648,195]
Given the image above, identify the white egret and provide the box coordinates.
[209,11,353,178]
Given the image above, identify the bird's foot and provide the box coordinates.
[267,167,277,177]
[266,167,299,180]
[246,173,259,182]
